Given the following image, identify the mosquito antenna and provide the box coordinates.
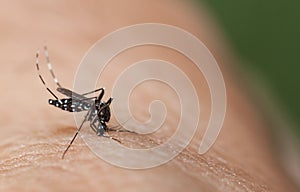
[36,51,59,100]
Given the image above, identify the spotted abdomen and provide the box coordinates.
[48,99,91,112]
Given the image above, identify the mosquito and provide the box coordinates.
[36,46,121,159]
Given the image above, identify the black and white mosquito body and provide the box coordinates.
[35,46,119,159]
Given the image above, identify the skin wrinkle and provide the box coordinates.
[0,130,214,191]
[0,126,276,192]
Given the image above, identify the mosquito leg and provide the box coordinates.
[105,97,113,105]
[95,88,105,106]
[82,88,105,96]
[62,109,91,159]
[106,127,136,133]
[89,119,121,143]
[90,120,100,134]
[105,118,136,133]
[102,135,121,143]
[107,128,136,133]
[44,46,62,88]
[35,51,59,100]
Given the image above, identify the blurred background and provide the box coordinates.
[196,0,300,142]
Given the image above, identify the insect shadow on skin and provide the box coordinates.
[35,46,133,159]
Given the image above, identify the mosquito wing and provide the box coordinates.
[57,87,94,104]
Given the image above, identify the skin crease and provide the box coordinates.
[0,0,298,191]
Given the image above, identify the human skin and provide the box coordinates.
[0,0,298,191]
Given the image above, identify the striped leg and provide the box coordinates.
[44,46,62,88]
[82,88,105,96]
[35,50,59,100]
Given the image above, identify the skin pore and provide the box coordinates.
[0,0,298,191]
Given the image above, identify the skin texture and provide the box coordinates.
[0,0,298,191]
